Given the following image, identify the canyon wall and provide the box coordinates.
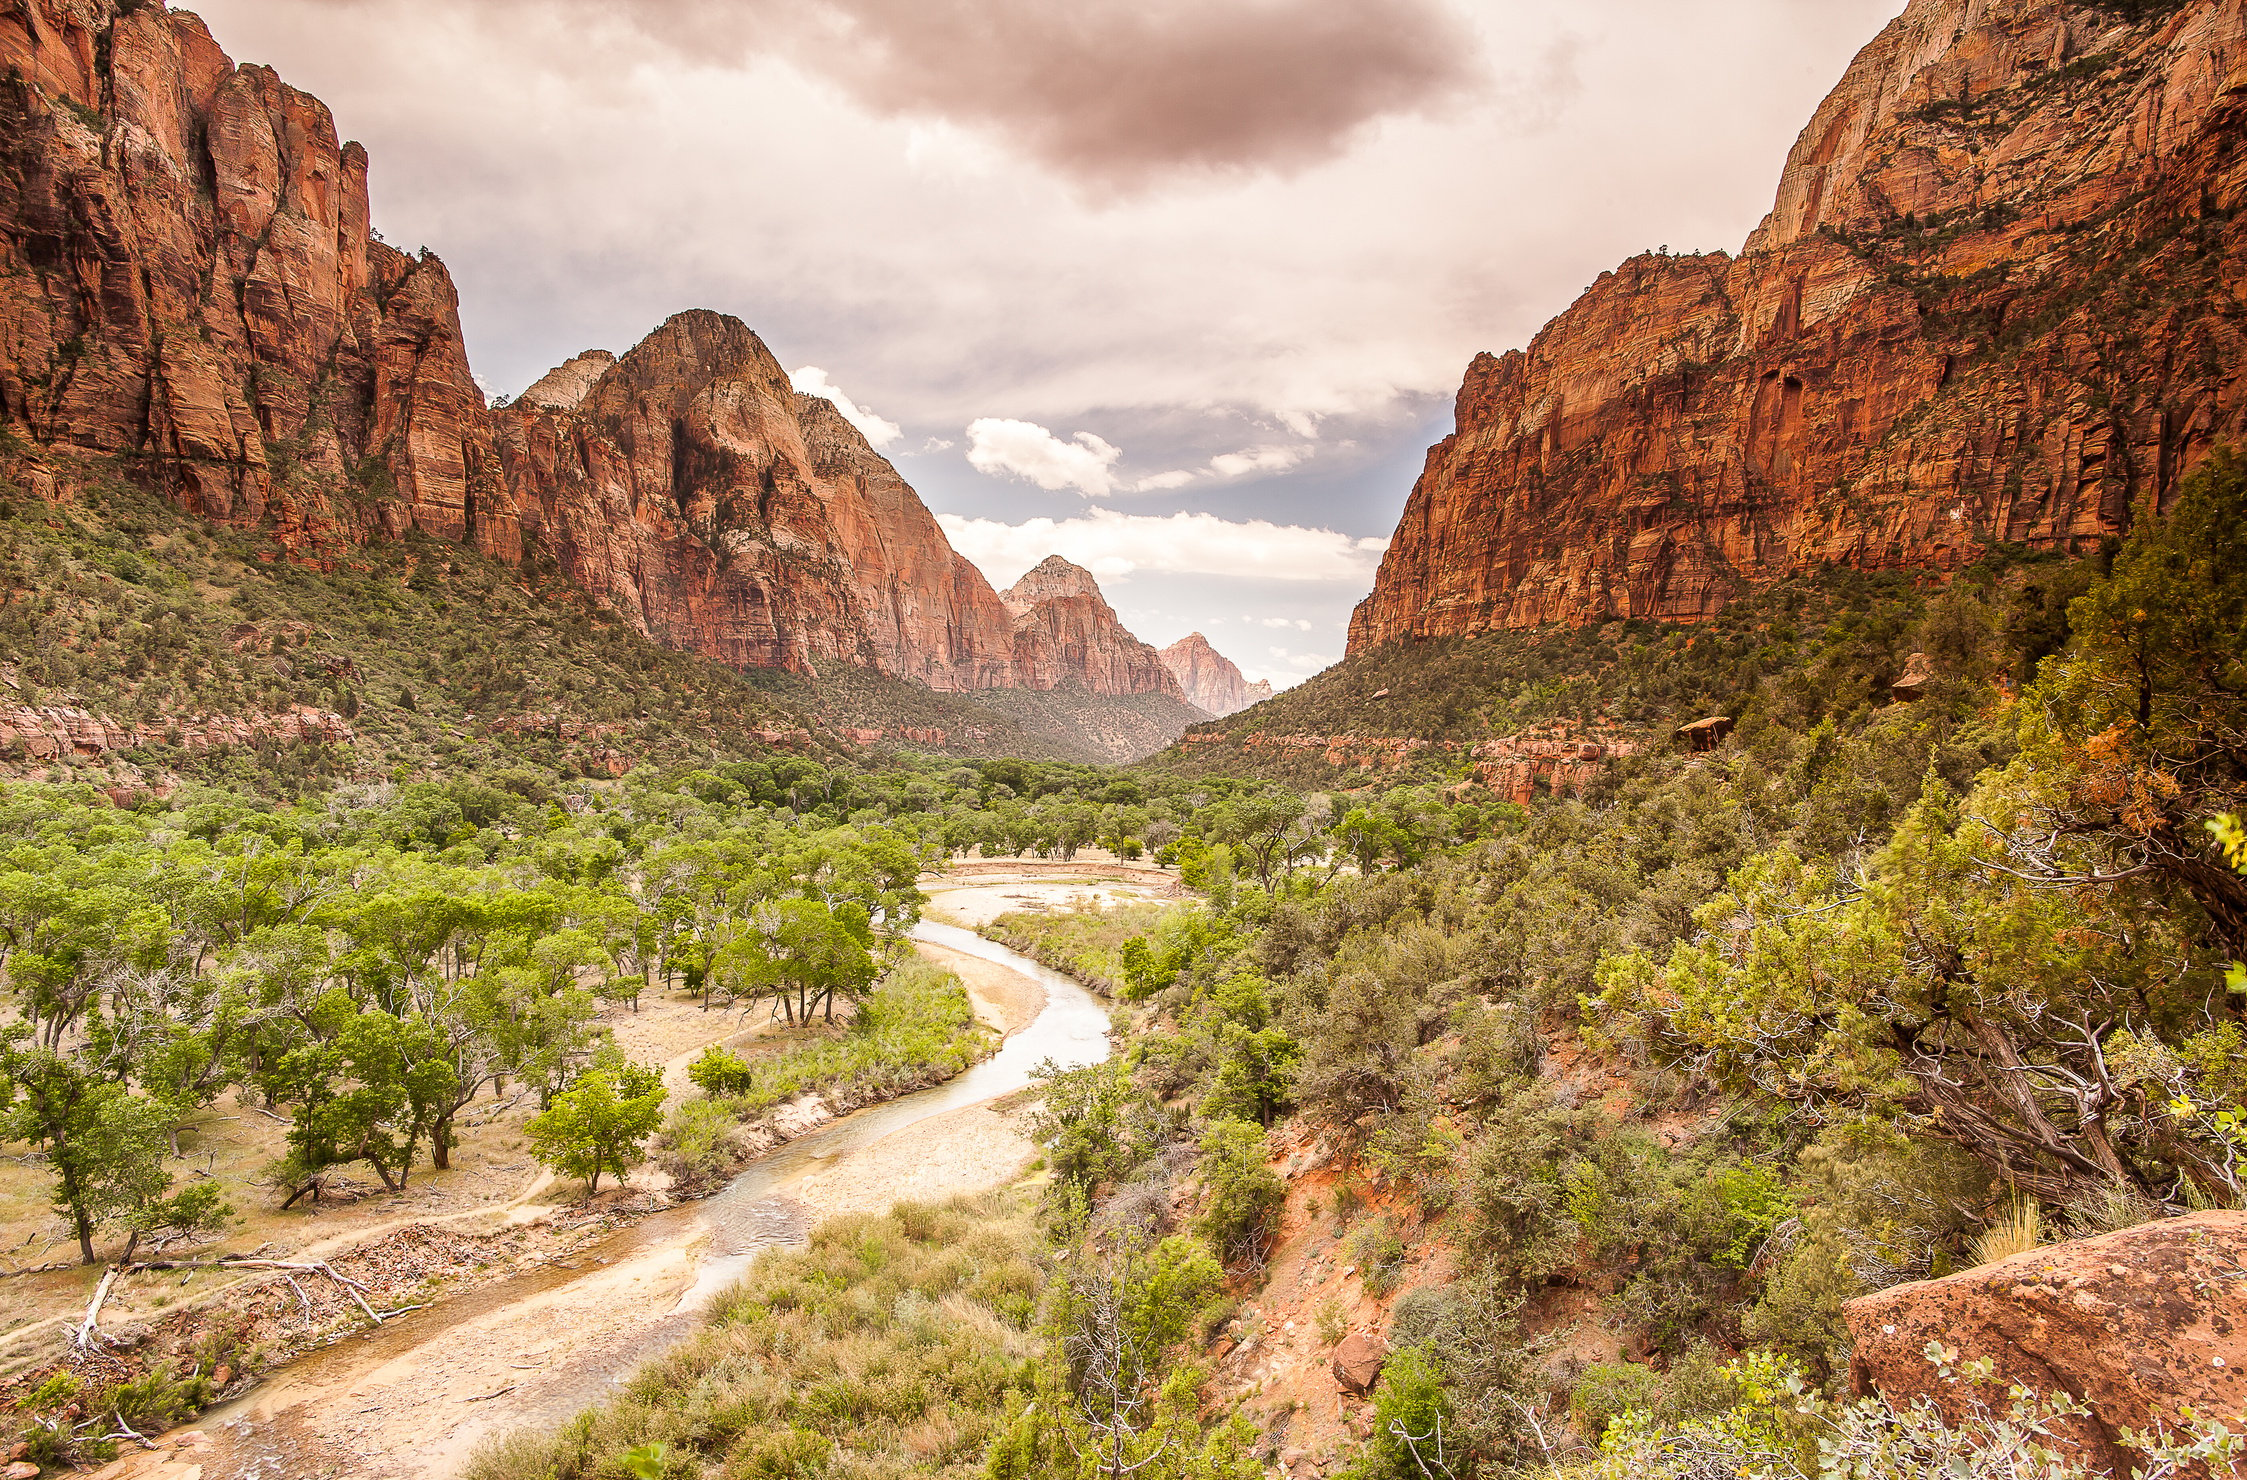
[0,0,1193,726]
[1003,556,1197,703]
[1351,0,2247,650]
[1160,631,1270,717]
[491,313,1025,688]
[0,0,504,556]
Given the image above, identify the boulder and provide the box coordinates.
[1331,1331,1388,1395]
[1844,1211,2247,1474]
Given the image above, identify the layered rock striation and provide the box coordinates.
[1159,632,1270,717]
[1,0,505,556]
[1351,0,2247,650]
[494,314,1023,688]
[1002,556,1194,703]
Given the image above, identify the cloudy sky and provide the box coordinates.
[194,0,1901,687]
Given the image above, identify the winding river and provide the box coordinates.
[154,915,1110,1480]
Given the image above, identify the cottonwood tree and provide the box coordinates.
[0,1033,172,1262]
[526,1047,666,1192]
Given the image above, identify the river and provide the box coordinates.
[125,913,1110,1480]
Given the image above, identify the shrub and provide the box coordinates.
[1193,1118,1284,1261]
[1570,1360,1664,1439]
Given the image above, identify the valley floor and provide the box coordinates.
[67,865,1134,1480]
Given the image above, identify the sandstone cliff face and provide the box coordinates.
[494,312,1023,688]
[1003,556,1194,702]
[0,0,509,557]
[517,350,615,411]
[1160,631,1265,717]
[1352,0,2247,649]
[0,0,1082,710]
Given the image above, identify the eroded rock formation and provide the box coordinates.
[495,314,1023,689]
[1845,1212,2247,1473]
[1160,632,1267,717]
[1003,556,1193,702]
[0,0,1209,742]
[0,0,508,556]
[1351,0,2247,650]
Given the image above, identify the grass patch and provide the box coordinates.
[981,901,1166,994]
[461,1194,1045,1480]
[662,959,994,1184]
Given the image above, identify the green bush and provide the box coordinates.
[1570,1361,1664,1439]
[1192,1118,1284,1261]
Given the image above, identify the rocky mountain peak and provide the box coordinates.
[1350,0,2247,650]
[1160,632,1263,717]
[517,350,616,412]
[1001,555,1105,616]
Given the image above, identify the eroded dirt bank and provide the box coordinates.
[81,870,1121,1480]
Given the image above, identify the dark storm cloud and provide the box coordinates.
[786,0,1484,188]
[433,0,1485,190]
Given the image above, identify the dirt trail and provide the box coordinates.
[88,872,1124,1480]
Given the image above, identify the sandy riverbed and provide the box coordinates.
[84,867,1137,1480]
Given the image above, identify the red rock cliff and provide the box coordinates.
[494,313,1023,688]
[0,0,1032,696]
[1003,556,1193,702]
[1351,0,2247,650]
[1160,631,1263,716]
[0,0,509,557]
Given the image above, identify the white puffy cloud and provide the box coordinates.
[1254,616,1314,630]
[1133,470,1198,491]
[790,366,903,447]
[938,507,1388,586]
[1210,445,1313,479]
[966,418,1124,497]
[1266,646,1340,673]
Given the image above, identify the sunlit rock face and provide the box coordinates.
[0,0,1037,694]
[1161,632,1265,717]
[1004,556,1192,701]
[1352,0,2247,651]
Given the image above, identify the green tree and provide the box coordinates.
[714,897,876,1025]
[526,1048,667,1192]
[2031,450,2247,954]
[1595,776,2225,1205]
[1192,1118,1285,1262]
[0,1034,171,1262]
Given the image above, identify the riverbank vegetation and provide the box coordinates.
[463,1193,1049,1480]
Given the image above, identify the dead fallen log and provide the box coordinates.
[74,1266,118,1348]
[124,1256,386,1325]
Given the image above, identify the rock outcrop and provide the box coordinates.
[1160,632,1266,717]
[2,0,512,553]
[0,0,1202,742]
[1003,557,1194,702]
[1845,1212,2247,1473]
[1351,0,2247,651]
[516,350,615,411]
[0,704,352,760]
[494,312,1023,688]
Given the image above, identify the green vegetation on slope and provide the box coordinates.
[0,467,839,792]
[7,448,2247,1479]
[1161,553,2102,785]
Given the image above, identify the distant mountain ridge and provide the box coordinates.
[1350,0,2247,651]
[0,0,1202,759]
[1159,632,1271,717]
